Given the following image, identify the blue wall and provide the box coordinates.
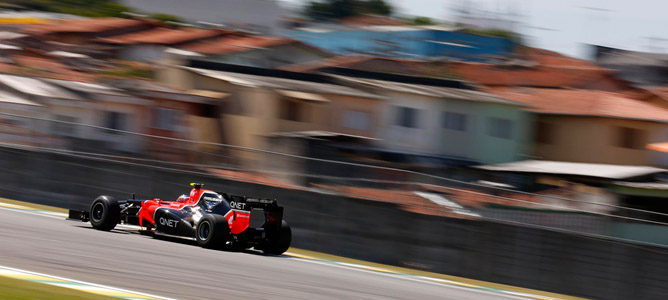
[283,28,514,61]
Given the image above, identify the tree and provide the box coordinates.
[411,16,435,26]
[304,0,393,21]
[148,13,184,24]
[8,0,131,18]
[359,0,392,16]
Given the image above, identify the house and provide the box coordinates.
[593,45,668,87]
[179,35,331,69]
[473,159,668,244]
[0,73,154,152]
[104,78,226,161]
[448,47,636,92]
[22,17,160,45]
[93,27,234,62]
[488,88,668,166]
[156,60,383,169]
[321,68,531,165]
[0,88,49,146]
[0,72,224,159]
[282,25,515,61]
[43,78,152,153]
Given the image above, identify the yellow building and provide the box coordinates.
[490,88,668,166]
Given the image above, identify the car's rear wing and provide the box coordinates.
[220,193,280,210]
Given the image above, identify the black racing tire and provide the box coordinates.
[196,214,230,249]
[263,220,292,255]
[89,195,121,231]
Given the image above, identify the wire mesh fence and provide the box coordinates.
[2,111,668,246]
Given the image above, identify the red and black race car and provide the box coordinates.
[69,183,291,254]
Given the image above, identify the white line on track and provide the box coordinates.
[285,256,535,300]
[0,202,561,300]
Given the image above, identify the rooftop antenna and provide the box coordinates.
[644,36,668,53]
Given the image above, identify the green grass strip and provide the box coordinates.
[0,276,119,300]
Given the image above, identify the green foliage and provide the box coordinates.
[98,63,154,79]
[304,0,393,21]
[148,13,184,24]
[358,0,392,16]
[0,276,118,300]
[461,27,523,44]
[8,0,131,18]
[411,16,434,26]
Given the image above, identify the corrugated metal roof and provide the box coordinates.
[613,181,668,190]
[43,78,127,96]
[331,74,520,105]
[0,89,41,106]
[476,160,666,180]
[0,74,82,100]
[184,66,381,99]
[48,51,90,59]
[276,89,329,102]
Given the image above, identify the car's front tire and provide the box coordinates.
[196,214,230,249]
[89,196,120,231]
[263,220,291,255]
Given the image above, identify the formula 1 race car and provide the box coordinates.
[69,183,291,254]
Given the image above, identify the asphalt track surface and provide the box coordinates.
[0,207,529,300]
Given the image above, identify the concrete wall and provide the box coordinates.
[1,147,667,298]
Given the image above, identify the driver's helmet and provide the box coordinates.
[177,194,189,202]
[201,193,223,210]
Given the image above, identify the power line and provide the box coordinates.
[1,111,667,222]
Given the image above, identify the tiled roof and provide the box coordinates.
[311,184,475,218]
[9,55,95,82]
[518,46,601,68]
[182,35,300,55]
[24,17,156,35]
[486,87,668,122]
[96,28,231,45]
[649,86,668,101]
[448,61,629,90]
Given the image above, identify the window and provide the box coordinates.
[280,98,308,122]
[535,121,554,144]
[104,112,126,134]
[488,117,513,139]
[342,111,371,130]
[616,127,646,149]
[395,106,419,128]
[224,94,247,115]
[154,108,178,130]
[52,115,77,137]
[442,112,467,131]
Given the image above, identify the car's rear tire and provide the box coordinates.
[89,196,120,231]
[196,214,230,249]
[263,220,291,255]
